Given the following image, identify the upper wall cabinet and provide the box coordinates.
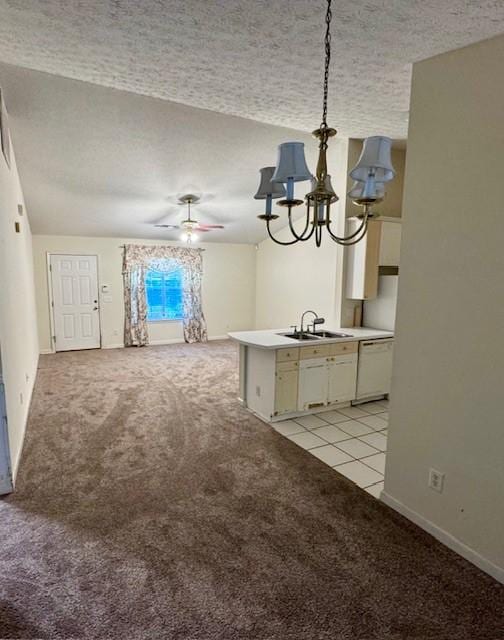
[378,220,401,266]
[345,218,402,300]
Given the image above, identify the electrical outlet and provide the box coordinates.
[255,385,261,397]
[429,468,445,493]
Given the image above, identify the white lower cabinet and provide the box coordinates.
[328,355,358,404]
[298,354,358,411]
[273,343,359,417]
[298,358,330,411]
[274,362,299,416]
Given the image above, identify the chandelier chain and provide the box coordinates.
[322,0,332,128]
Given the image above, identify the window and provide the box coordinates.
[145,268,184,321]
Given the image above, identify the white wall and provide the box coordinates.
[0,132,39,480]
[255,138,351,330]
[383,34,504,582]
[32,235,257,352]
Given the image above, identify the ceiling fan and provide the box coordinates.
[155,194,224,242]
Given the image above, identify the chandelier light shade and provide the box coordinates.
[311,175,338,203]
[254,0,395,247]
[255,166,287,220]
[271,142,312,183]
[349,136,395,183]
[348,179,385,203]
[254,167,286,200]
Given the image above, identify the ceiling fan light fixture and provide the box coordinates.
[155,193,224,238]
[181,230,198,243]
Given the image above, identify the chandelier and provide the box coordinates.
[254,0,395,247]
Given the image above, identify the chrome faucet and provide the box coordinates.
[300,310,325,334]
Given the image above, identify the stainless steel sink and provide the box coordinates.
[312,331,354,338]
[281,332,320,341]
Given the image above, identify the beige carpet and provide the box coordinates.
[0,340,503,639]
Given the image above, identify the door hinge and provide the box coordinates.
[49,264,52,271]
[51,300,54,307]
[52,335,56,342]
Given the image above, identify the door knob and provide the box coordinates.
[93,306,99,311]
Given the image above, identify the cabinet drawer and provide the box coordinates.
[329,341,358,355]
[276,361,298,373]
[299,344,332,359]
[326,353,357,364]
[276,347,300,362]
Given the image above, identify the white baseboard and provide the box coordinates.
[381,491,504,584]
[147,335,229,346]
[45,336,230,352]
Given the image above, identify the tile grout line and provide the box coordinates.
[332,441,381,458]
[274,401,390,498]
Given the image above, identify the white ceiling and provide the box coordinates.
[0,1,503,242]
[1,0,503,137]
[0,63,326,243]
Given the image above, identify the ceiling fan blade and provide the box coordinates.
[197,224,225,229]
[193,227,211,232]
[154,224,180,229]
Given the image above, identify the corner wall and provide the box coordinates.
[32,235,257,352]
[0,133,39,480]
[383,34,504,581]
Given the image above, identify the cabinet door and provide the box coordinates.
[379,221,401,266]
[345,219,381,300]
[274,368,299,416]
[327,356,358,404]
[298,360,328,411]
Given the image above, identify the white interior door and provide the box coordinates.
[50,254,101,351]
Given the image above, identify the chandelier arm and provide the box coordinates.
[327,217,369,246]
[287,205,314,241]
[266,219,301,246]
[339,223,369,246]
[325,211,369,243]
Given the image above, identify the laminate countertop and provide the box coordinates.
[228,327,394,350]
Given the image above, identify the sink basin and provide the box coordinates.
[312,331,354,338]
[281,332,320,341]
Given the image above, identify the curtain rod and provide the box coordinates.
[118,244,205,251]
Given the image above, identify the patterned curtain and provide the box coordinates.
[123,263,148,347]
[122,244,207,346]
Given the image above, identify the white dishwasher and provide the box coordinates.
[355,338,394,401]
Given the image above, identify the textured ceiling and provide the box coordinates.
[0,63,328,243]
[1,0,504,138]
[1,1,503,244]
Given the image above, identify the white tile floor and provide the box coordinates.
[271,399,389,497]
